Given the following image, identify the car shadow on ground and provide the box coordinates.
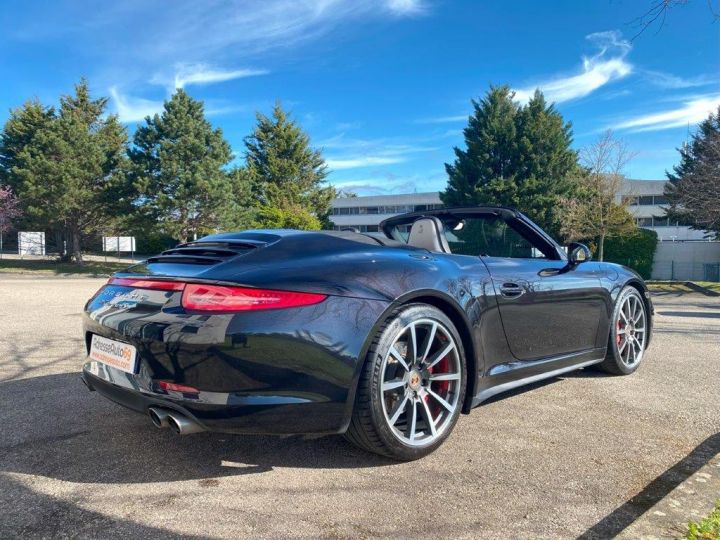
[0,366,617,486]
[578,431,720,539]
[0,474,211,539]
[657,310,720,319]
[0,373,396,486]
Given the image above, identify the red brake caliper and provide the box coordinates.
[426,356,450,417]
[617,319,624,346]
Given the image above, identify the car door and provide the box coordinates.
[482,255,606,361]
[446,212,607,363]
[457,214,607,361]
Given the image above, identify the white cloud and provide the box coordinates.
[322,134,438,170]
[86,0,427,69]
[385,0,427,15]
[109,87,163,123]
[415,114,467,124]
[642,70,717,90]
[514,30,632,104]
[91,1,426,118]
[327,156,407,169]
[331,171,445,195]
[614,94,720,132]
[172,64,268,90]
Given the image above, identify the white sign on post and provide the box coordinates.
[18,231,46,256]
[102,236,136,252]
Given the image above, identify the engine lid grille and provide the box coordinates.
[146,240,263,266]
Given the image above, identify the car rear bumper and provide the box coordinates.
[81,361,350,435]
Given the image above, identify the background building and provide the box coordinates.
[330,179,708,241]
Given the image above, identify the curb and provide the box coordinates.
[686,282,720,297]
[647,281,720,297]
[617,451,720,539]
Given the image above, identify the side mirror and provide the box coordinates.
[567,242,592,265]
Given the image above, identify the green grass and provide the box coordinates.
[686,500,720,540]
[0,258,129,276]
[647,281,720,294]
[693,281,720,294]
[646,282,694,293]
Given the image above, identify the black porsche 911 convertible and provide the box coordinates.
[81,206,652,460]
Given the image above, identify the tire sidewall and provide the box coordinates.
[367,304,467,460]
[608,286,646,375]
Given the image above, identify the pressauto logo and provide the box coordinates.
[93,336,132,360]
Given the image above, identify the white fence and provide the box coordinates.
[651,241,720,281]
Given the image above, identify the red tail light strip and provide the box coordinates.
[108,277,185,291]
[107,277,326,311]
[181,283,326,312]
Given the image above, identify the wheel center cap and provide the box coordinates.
[408,370,422,391]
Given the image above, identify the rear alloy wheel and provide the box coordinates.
[598,286,648,375]
[345,304,466,460]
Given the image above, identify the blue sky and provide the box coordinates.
[0,0,718,195]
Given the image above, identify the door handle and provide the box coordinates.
[499,282,525,299]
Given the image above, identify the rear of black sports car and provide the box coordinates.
[81,231,394,436]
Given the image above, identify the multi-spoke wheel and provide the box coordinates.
[345,304,466,460]
[598,286,648,375]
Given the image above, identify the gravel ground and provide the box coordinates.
[0,277,718,539]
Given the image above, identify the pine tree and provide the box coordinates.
[442,86,520,208]
[441,86,580,238]
[220,166,258,232]
[0,100,57,242]
[244,102,335,230]
[0,100,55,189]
[130,90,235,243]
[515,91,580,235]
[2,80,130,262]
[665,106,720,235]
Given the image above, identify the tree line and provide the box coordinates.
[0,79,717,264]
[0,80,333,262]
[441,86,638,259]
[442,85,720,257]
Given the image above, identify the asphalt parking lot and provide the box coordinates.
[0,277,718,539]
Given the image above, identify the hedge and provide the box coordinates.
[602,228,658,279]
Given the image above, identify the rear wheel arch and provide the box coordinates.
[345,302,468,459]
[391,291,478,414]
[346,291,479,435]
[625,279,653,347]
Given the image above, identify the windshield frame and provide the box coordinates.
[380,206,566,261]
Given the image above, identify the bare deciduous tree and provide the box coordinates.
[560,130,638,261]
[630,0,718,40]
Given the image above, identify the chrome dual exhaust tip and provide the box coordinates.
[148,407,204,435]
[148,407,170,428]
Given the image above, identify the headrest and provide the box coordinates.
[407,216,450,253]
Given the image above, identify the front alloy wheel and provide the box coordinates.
[598,286,648,375]
[345,304,466,460]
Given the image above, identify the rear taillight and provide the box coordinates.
[106,277,326,312]
[108,277,185,291]
[181,284,326,312]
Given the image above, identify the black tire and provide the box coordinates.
[345,304,466,461]
[596,286,648,375]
